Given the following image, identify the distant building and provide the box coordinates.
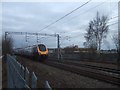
[63,45,97,53]
[48,45,98,54]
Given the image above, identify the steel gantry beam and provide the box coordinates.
[5,31,57,37]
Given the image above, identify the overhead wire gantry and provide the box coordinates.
[5,31,61,60]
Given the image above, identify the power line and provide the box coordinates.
[48,1,107,35]
[57,1,114,35]
[59,16,118,35]
[54,2,106,35]
[108,16,118,20]
[108,22,118,26]
[58,1,106,26]
[58,2,118,47]
[57,2,118,35]
[39,0,92,32]
[62,22,118,40]
[41,1,117,35]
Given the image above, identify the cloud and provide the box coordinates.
[2,1,119,49]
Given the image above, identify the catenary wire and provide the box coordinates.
[38,0,92,32]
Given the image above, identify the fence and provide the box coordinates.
[6,54,37,88]
[6,54,52,89]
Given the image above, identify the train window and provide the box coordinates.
[38,44,46,51]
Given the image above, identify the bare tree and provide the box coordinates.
[112,33,120,65]
[2,35,13,55]
[83,20,97,49]
[84,12,109,52]
[112,34,119,52]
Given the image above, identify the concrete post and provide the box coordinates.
[57,34,60,60]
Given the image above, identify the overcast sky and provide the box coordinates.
[1,0,119,49]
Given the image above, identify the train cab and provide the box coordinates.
[33,44,48,61]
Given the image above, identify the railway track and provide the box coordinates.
[44,60,120,86]
[49,59,119,74]
[48,57,117,65]
[16,55,120,86]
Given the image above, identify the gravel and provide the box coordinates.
[58,59,118,69]
[16,56,119,88]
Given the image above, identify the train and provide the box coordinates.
[14,44,48,62]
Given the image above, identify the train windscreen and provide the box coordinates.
[38,44,46,51]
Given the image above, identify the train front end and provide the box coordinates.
[37,44,48,62]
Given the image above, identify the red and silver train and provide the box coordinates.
[14,44,48,61]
